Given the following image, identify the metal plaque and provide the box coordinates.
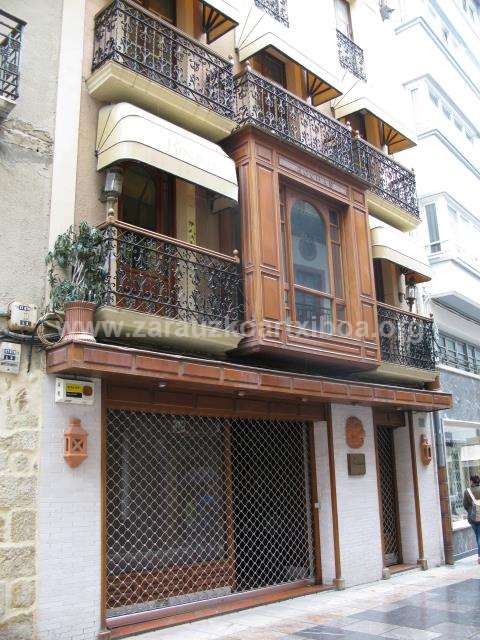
[347,453,366,476]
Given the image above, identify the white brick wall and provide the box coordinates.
[313,421,335,585]
[330,404,383,587]
[37,376,102,640]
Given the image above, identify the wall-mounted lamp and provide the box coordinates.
[64,417,88,468]
[103,165,124,198]
[405,278,417,312]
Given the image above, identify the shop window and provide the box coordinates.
[445,425,480,523]
[285,194,346,335]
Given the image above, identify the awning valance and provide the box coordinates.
[238,32,341,105]
[334,96,417,153]
[370,220,431,283]
[96,102,238,201]
[201,0,239,43]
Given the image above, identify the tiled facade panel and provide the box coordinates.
[414,413,444,568]
[330,404,383,586]
[313,421,335,585]
[37,378,102,640]
[394,424,419,564]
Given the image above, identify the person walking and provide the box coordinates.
[463,475,480,563]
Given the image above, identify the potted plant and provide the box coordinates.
[46,221,109,343]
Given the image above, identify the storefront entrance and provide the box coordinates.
[105,410,317,625]
[376,425,402,567]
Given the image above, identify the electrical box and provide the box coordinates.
[0,342,22,374]
[8,301,38,333]
[55,378,95,405]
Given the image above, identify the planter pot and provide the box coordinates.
[62,301,97,343]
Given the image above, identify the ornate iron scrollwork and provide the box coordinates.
[0,10,24,100]
[254,0,289,26]
[336,29,367,81]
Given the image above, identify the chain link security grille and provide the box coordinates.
[376,426,401,566]
[105,410,315,619]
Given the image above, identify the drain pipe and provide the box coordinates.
[432,410,454,565]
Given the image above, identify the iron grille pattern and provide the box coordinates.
[92,0,234,119]
[102,223,244,331]
[377,304,436,370]
[234,69,356,174]
[105,410,314,618]
[376,426,401,566]
[354,138,419,218]
[254,0,289,26]
[0,10,24,101]
[336,30,366,81]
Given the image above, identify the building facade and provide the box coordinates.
[394,0,480,560]
[0,1,454,638]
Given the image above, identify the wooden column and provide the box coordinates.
[326,404,344,589]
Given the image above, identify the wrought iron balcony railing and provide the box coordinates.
[354,138,419,218]
[0,10,25,101]
[254,0,289,26]
[101,221,244,331]
[336,30,366,81]
[377,303,436,370]
[234,69,356,174]
[92,0,234,120]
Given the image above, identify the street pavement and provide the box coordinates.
[133,556,480,640]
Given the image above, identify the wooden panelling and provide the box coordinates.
[354,210,374,298]
[361,301,377,342]
[47,342,453,412]
[257,165,279,269]
[262,274,281,321]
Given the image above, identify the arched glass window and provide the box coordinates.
[286,196,346,335]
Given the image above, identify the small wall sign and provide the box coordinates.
[346,416,365,449]
[348,453,366,476]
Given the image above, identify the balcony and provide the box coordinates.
[375,303,437,383]
[354,138,420,231]
[234,69,356,175]
[336,30,366,81]
[0,10,25,117]
[254,0,289,26]
[96,221,244,355]
[87,0,235,141]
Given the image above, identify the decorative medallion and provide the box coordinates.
[346,416,365,449]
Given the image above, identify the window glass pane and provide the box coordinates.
[425,203,440,249]
[335,0,352,37]
[148,0,176,22]
[295,291,332,333]
[260,52,286,87]
[336,303,347,335]
[291,201,330,293]
[122,166,157,231]
[332,243,344,299]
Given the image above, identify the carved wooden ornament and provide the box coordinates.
[64,418,88,468]
[346,416,365,449]
[420,434,432,466]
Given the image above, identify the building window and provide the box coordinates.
[445,424,480,524]
[425,203,441,253]
[286,195,346,334]
[136,0,176,24]
[257,51,287,88]
[439,332,480,375]
[335,0,353,38]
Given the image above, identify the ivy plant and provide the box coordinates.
[45,221,110,310]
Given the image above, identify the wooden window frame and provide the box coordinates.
[282,187,348,335]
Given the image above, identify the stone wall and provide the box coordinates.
[0,351,43,638]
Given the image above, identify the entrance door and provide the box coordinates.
[376,426,402,566]
[105,410,317,624]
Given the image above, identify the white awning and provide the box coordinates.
[334,96,417,153]
[96,102,238,201]
[370,220,431,283]
[238,32,341,105]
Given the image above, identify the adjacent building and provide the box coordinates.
[0,1,457,638]
[394,0,480,560]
